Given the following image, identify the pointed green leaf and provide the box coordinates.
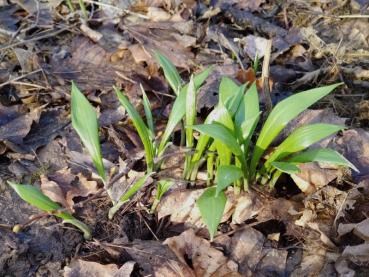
[250,83,342,177]
[71,82,105,180]
[154,51,181,94]
[8,181,91,239]
[271,162,300,174]
[219,77,244,115]
[140,84,155,136]
[115,87,154,171]
[197,187,226,241]
[266,123,345,167]
[216,165,243,196]
[287,148,359,172]
[158,67,212,156]
[192,123,242,156]
[156,179,174,200]
[235,82,260,142]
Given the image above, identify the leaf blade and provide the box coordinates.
[250,83,342,177]
[216,165,243,196]
[115,87,155,171]
[197,187,226,241]
[71,82,105,180]
[154,51,181,94]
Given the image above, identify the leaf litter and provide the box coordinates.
[1,0,369,276]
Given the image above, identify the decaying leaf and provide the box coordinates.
[164,229,240,277]
[41,168,99,210]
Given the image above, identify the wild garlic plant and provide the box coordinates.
[8,53,357,241]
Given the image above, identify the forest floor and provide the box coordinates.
[0,0,369,276]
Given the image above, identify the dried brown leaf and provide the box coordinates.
[164,229,240,277]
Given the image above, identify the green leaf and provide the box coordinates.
[186,75,196,148]
[216,165,243,196]
[197,187,226,241]
[157,67,212,156]
[8,182,91,239]
[192,123,242,156]
[140,84,155,136]
[235,82,260,142]
[115,87,155,172]
[109,172,153,219]
[250,83,342,177]
[219,77,244,115]
[191,103,237,165]
[271,162,300,174]
[156,179,174,200]
[287,148,359,172]
[265,123,345,167]
[71,82,105,180]
[154,51,181,94]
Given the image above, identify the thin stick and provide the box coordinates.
[0,69,42,88]
[261,39,273,113]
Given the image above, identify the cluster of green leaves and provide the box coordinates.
[190,81,358,240]
[7,53,357,242]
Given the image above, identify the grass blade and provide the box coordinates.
[265,123,345,167]
[71,82,105,180]
[8,181,91,239]
[250,83,342,177]
[216,165,243,196]
[197,187,226,241]
[154,51,181,94]
[287,148,358,172]
[115,87,155,172]
[140,84,155,136]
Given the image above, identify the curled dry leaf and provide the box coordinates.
[337,218,369,240]
[164,229,240,277]
[41,168,99,210]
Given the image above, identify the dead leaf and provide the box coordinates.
[121,239,194,276]
[63,260,118,277]
[164,229,240,277]
[41,168,99,210]
[338,218,369,241]
[125,22,195,70]
[0,104,41,145]
[242,35,269,60]
[227,227,265,275]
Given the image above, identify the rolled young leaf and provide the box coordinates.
[185,75,196,148]
[197,187,226,241]
[216,165,243,196]
[8,181,91,239]
[157,67,212,156]
[154,51,181,94]
[140,84,155,136]
[287,148,359,172]
[115,87,155,172]
[71,82,105,180]
[250,83,342,178]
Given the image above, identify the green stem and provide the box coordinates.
[78,0,88,19]
[65,0,75,11]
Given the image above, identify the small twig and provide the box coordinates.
[0,69,43,88]
[0,26,74,51]
[261,39,273,113]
